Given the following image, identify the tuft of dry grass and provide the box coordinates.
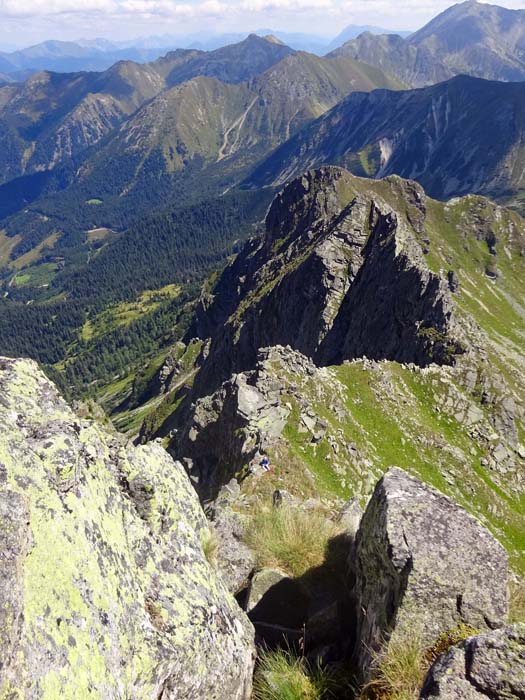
[509,578,525,623]
[360,621,478,700]
[244,505,343,578]
[361,626,426,700]
[253,648,332,700]
[200,526,219,568]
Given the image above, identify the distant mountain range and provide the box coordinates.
[0,24,408,80]
[5,0,522,89]
[0,35,400,195]
[0,36,297,187]
[0,41,173,82]
[331,0,525,86]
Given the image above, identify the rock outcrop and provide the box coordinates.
[421,624,525,699]
[209,481,256,595]
[189,168,463,400]
[352,467,509,680]
[0,357,255,700]
[175,346,313,500]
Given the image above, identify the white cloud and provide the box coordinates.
[0,0,227,18]
[1,0,525,43]
[0,0,116,15]
[200,0,228,13]
[241,0,332,10]
[119,0,195,15]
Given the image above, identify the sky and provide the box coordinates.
[0,0,524,47]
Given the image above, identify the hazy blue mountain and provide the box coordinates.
[326,24,411,52]
[0,40,177,75]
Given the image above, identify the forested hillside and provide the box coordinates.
[0,189,272,398]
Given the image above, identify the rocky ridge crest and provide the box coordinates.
[190,167,464,400]
[143,167,525,575]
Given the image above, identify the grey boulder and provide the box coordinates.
[352,467,509,679]
[421,624,525,699]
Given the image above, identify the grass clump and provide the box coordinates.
[361,621,478,700]
[244,505,343,578]
[253,648,332,700]
[509,578,525,623]
[361,626,426,700]
[200,526,219,567]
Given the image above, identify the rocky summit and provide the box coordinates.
[331,1,525,87]
[0,357,254,700]
[191,167,465,394]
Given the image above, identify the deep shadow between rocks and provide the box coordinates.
[247,532,358,664]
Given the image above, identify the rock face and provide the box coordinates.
[352,467,509,680]
[0,357,255,700]
[317,199,461,367]
[421,624,525,699]
[209,481,256,595]
[189,167,462,400]
[176,346,309,500]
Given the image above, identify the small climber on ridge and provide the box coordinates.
[260,456,271,472]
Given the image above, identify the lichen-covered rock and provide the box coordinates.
[420,624,525,699]
[0,357,255,700]
[352,467,509,680]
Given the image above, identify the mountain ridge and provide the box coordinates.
[244,74,525,207]
[331,0,525,86]
[0,34,296,187]
[131,167,525,580]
